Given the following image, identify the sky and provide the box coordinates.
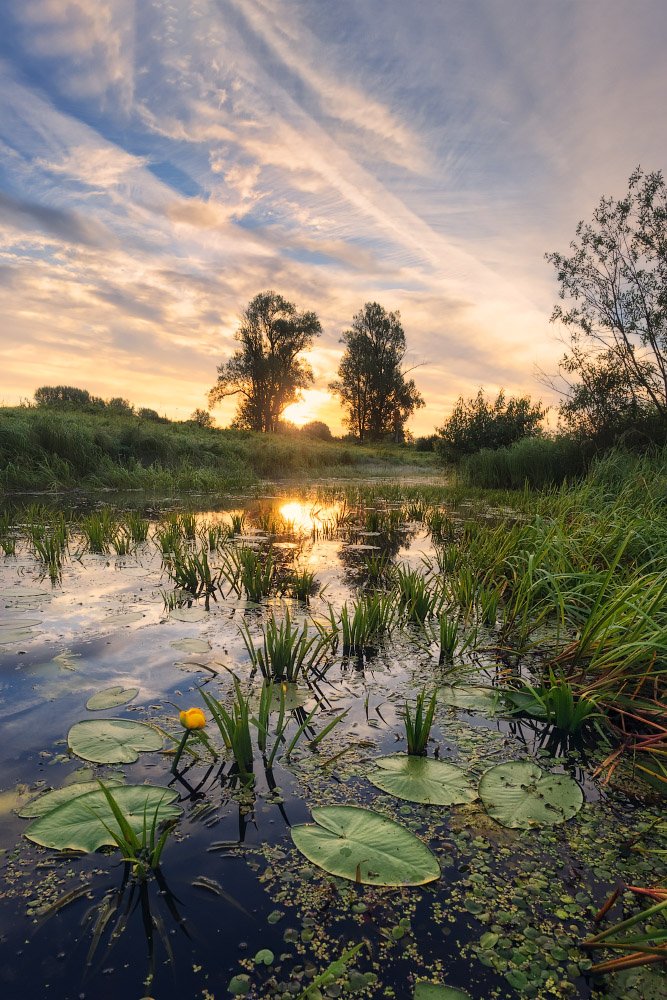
[0,0,666,435]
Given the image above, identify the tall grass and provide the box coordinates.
[241,610,329,682]
[461,435,588,489]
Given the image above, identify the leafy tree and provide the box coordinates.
[329,302,424,442]
[107,397,134,416]
[435,389,545,462]
[35,386,93,408]
[137,407,166,422]
[209,291,322,432]
[300,420,333,441]
[546,167,667,439]
[190,408,214,428]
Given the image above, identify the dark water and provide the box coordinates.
[0,493,663,1000]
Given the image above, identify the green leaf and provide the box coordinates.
[228,974,251,996]
[368,755,477,805]
[17,778,124,818]
[478,761,583,829]
[291,806,440,886]
[86,686,139,711]
[414,984,472,999]
[68,719,163,763]
[24,785,181,852]
[438,685,504,714]
[253,949,274,965]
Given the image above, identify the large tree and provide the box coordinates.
[209,291,321,432]
[329,302,424,442]
[546,167,667,438]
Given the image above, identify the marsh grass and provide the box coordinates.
[393,565,442,624]
[200,682,254,778]
[80,509,117,554]
[403,689,437,755]
[94,782,176,878]
[241,610,329,683]
[328,592,398,656]
[164,548,220,597]
[281,568,319,601]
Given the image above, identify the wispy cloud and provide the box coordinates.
[0,1,665,430]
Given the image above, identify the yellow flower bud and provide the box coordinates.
[179,707,206,730]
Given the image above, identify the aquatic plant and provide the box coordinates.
[478,761,583,828]
[403,689,437,755]
[291,805,440,885]
[394,565,442,623]
[93,781,178,877]
[164,547,220,597]
[80,508,117,554]
[171,706,209,772]
[200,682,254,778]
[368,755,476,805]
[281,568,319,601]
[220,545,275,601]
[434,612,458,662]
[110,527,133,555]
[504,676,602,733]
[126,511,150,544]
[583,888,667,974]
[241,610,329,682]
[328,592,397,655]
[229,512,246,534]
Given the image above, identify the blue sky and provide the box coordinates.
[1,0,666,433]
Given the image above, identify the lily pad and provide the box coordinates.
[291,805,440,886]
[438,685,504,714]
[0,627,38,644]
[86,686,139,711]
[18,778,124,818]
[414,985,472,999]
[24,784,180,852]
[68,719,162,763]
[368,755,477,805]
[102,611,144,626]
[170,607,208,623]
[170,637,211,654]
[478,761,584,829]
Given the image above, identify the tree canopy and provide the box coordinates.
[546,167,667,442]
[435,389,545,462]
[209,291,322,432]
[329,302,424,442]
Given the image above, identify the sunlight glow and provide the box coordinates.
[282,389,333,427]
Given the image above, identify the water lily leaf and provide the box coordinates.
[170,637,211,654]
[68,719,162,763]
[0,627,38,644]
[291,805,440,886]
[102,612,143,626]
[0,618,41,629]
[502,690,549,718]
[86,686,139,711]
[414,984,472,999]
[368,755,477,805]
[478,761,583,829]
[438,685,504,714]
[170,607,208,622]
[18,778,124,818]
[24,784,180,852]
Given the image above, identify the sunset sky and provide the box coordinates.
[1,1,666,435]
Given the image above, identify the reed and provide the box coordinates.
[328,592,398,655]
[241,610,329,683]
[403,689,437,755]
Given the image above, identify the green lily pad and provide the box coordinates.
[170,637,211,654]
[18,778,124,818]
[368,755,477,805]
[102,612,144,626]
[0,628,38,645]
[438,685,504,714]
[414,985,472,1000]
[86,686,139,711]
[291,806,440,886]
[502,690,549,718]
[68,719,162,763]
[478,761,584,829]
[24,784,180,852]
[170,607,208,622]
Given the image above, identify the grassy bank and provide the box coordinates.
[0,407,437,493]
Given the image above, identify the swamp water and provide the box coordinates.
[0,490,664,1000]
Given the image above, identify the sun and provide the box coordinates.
[282,389,332,427]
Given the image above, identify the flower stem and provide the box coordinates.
[171,730,190,773]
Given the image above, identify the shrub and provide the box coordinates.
[435,389,546,463]
[300,420,333,441]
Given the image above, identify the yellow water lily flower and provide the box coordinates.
[179,707,206,730]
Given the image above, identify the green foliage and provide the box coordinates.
[24,782,180,868]
[394,565,441,623]
[403,689,437,755]
[241,610,328,683]
[164,547,220,597]
[435,388,546,463]
[190,408,213,428]
[462,435,588,489]
[368,755,476,805]
[329,302,424,442]
[478,761,584,828]
[504,676,602,732]
[299,420,333,441]
[200,682,254,777]
[547,167,667,446]
[328,593,397,655]
[209,291,322,432]
[67,719,163,763]
[291,805,440,885]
